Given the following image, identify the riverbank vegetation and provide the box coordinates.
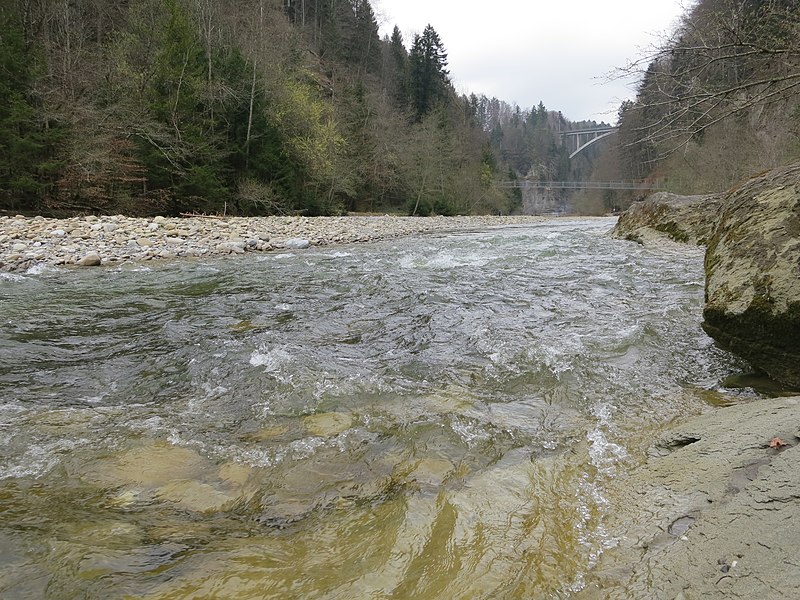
[5,0,789,218]
[575,0,800,212]
[0,0,605,217]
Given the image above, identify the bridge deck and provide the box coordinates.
[496,180,664,190]
[560,127,617,137]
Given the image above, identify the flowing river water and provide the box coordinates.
[0,218,749,599]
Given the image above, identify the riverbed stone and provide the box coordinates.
[702,162,800,388]
[284,238,311,249]
[77,252,102,267]
[0,215,546,272]
[82,440,250,514]
[303,412,353,437]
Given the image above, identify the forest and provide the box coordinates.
[0,0,610,217]
[578,0,800,212]
[2,0,797,217]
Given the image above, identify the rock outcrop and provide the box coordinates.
[611,192,722,245]
[612,169,800,388]
[577,395,800,599]
[702,162,800,389]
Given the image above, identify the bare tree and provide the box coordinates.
[615,0,800,154]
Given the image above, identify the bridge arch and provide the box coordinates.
[561,127,618,159]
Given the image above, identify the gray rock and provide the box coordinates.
[77,252,102,267]
[284,238,310,249]
[611,192,722,245]
[577,396,800,599]
[216,242,245,254]
[702,162,800,388]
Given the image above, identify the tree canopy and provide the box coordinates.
[0,0,647,217]
[607,0,800,194]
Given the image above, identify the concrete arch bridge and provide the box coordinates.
[561,127,618,159]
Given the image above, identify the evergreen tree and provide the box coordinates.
[387,25,409,108]
[138,0,229,211]
[0,6,62,212]
[409,24,450,121]
[353,0,381,75]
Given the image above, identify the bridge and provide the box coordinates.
[561,127,618,159]
[496,180,664,190]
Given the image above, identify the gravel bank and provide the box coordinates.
[0,214,545,272]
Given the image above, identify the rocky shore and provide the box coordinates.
[577,395,800,599]
[603,162,800,597]
[609,191,723,246]
[0,214,545,272]
[611,164,800,390]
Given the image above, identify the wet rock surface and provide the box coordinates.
[578,396,800,599]
[610,192,722,246]
[702,162,800,388]
[0,214,544,273]
[612,166,800,388]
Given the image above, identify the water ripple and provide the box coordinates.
[0,218,750,599]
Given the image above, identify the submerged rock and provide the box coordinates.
[611,192,722,245]
[303,412,353,437]
[702,162,800,388]
[80,440,252,513]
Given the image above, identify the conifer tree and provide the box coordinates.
[409,24,450,121]
[387,25,409,108]
[353,0,381,75]
[0,6,62,212]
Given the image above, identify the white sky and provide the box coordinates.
[373,0,686,123]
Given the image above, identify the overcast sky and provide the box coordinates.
[372,0,686,124]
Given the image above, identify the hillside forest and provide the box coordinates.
[580,0,800,212]
[1,0,798,217]
[0,0,611,217]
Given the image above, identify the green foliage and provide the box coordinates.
[409,25,450,121]
[0,8,63,212]
[387,26,409,108]
[0,0,556,216]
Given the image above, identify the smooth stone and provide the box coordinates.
[304,412,353,437]
[284,238,310,249]
[77,252,102,267]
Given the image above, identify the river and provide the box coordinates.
[0,218,747,599]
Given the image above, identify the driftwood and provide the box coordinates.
[178,212,228,219]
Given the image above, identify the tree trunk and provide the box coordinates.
[412,173,427,216]
[245,58,257,171]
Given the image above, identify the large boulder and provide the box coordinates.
[611,192,722,245]
[702,162,800,388]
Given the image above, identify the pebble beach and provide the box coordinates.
[0,214,546,272]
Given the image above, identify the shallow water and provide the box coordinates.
[0,218,746,599]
